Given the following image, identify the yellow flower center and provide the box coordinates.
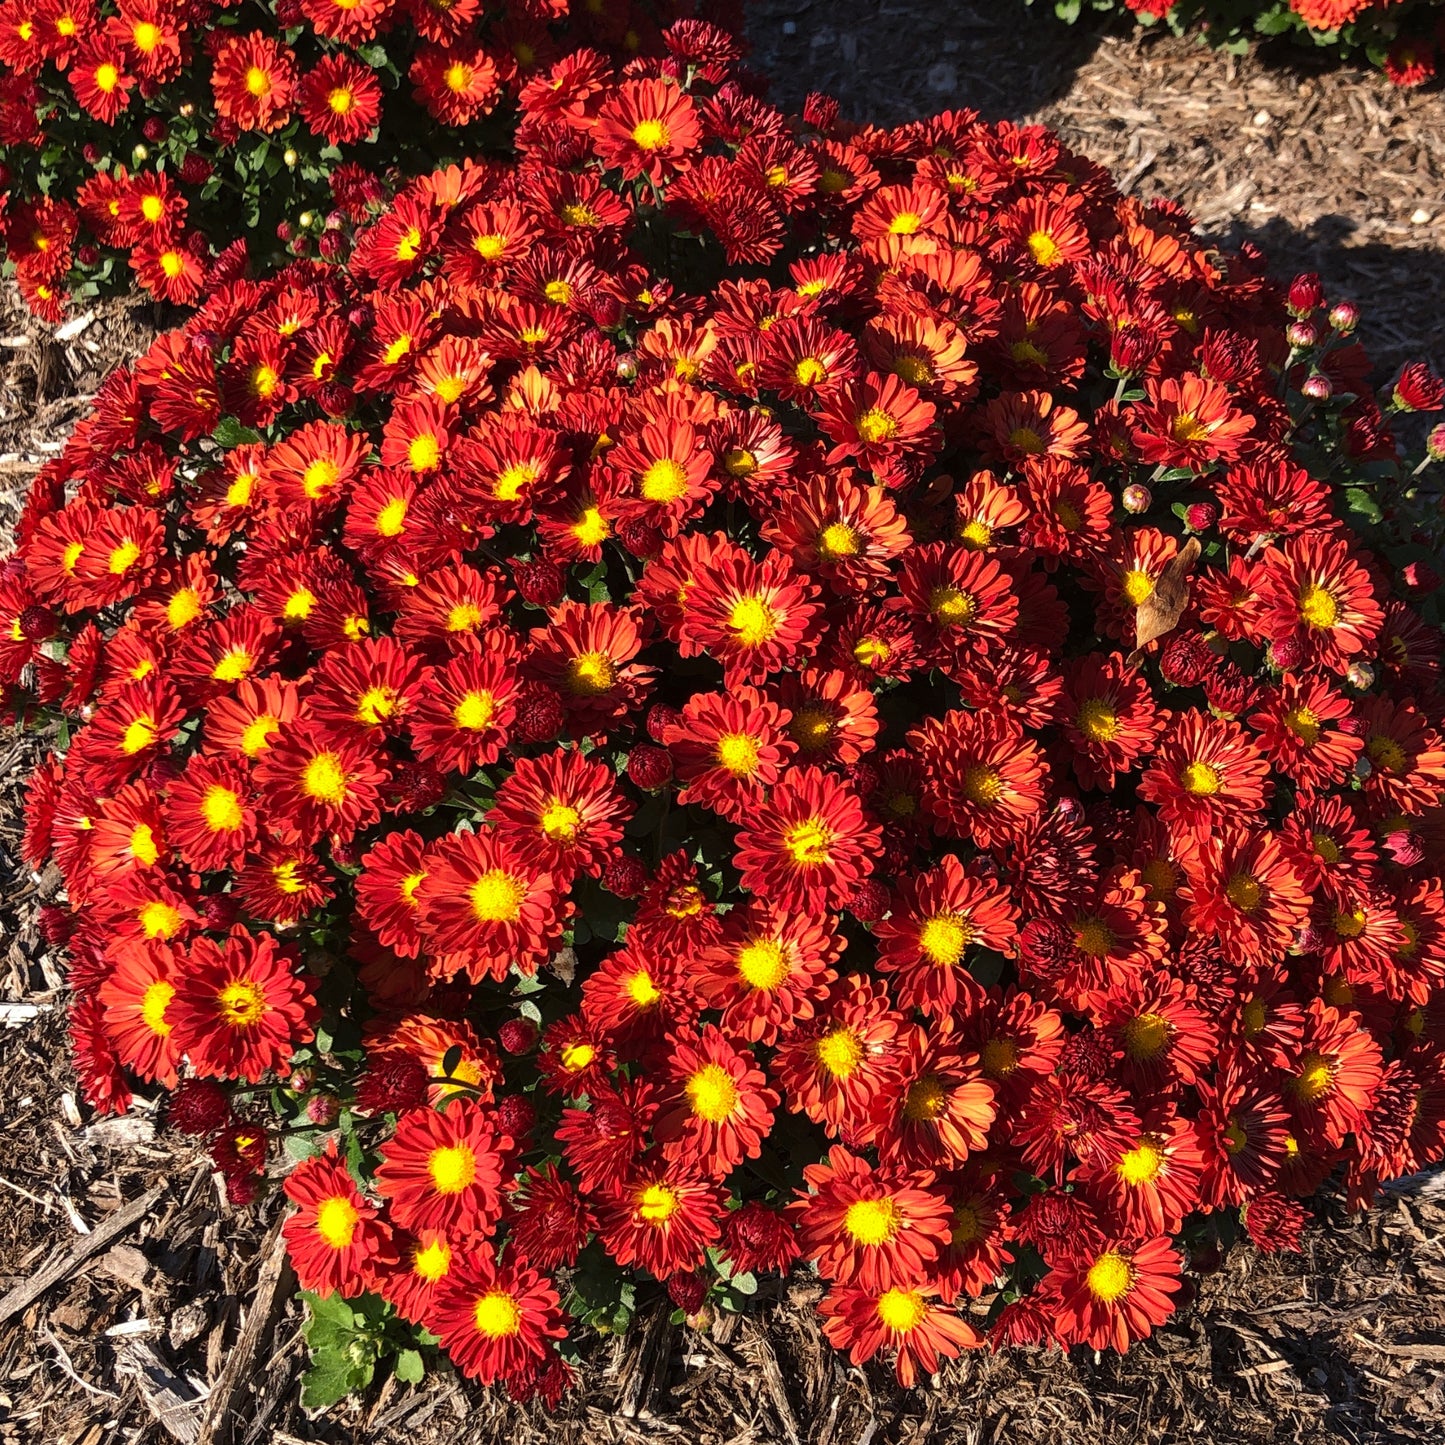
[1225,873,1262,913]
[902,1075,949,1123]
[876,1288,928,1332]
[302,458,340,499]
[736,938,789,991]
[1298,583,1339,630]
[919,914,971,967]
[217,979,267,1028]
[540,800,581,842]
[959,764,1004,805]
[981,1036,1018,1078]
[427,1144,477,1195]
[315,1196,358,1250]
[893,354,934,387]
[1367,736,1407,774]
[245,66,270,98]
[166,588,203,630]
[857,408,900,444]
[952,1201,984,1245]
[302,752,349,805]
[1312,832,1341,865]
[240,714,280,757]
[783,819,833,866]
[1223,1119,1248,1156]
[1179,760,1221,796]
[1116,1142,1163,1186]
[355,686,397,727]
[625,969,660,1008]
[1121,569,1155,606]
[640,457,690,503]
[119,713,155,757]
[328,86,355,115]
[201,784,244,833]
[888,211,921,235]
[685,1063,739,1123]
[140,900,183,939]
[818,522,860,559]
[493,463,537,502]
[716,732,760,776]
[1121,1012,1170,1061]
[128,823,158,867]
[638,1183,679,1223]
[1170,413,1211,445]
[631,118,670,151]
[815,1026,863,1079]
[1077,698,1119,742]
[453,690,496,731]
[929,585,977,627]
[473,1291,521,1338]
[723,447,757,477]
[728,595,779,647]
[1283,706,1321,745]
[560,1042,595,1072]
[844,1198,900,1246]
[140,979,174,1036]
[1027,230,1060,266]
[1241,997,1267,1038]
[574,506,610,547]
[1293,1050,1335,1102]
[1086,1252,1133,1303]
[413,1237,451,1280]
[567,651,617,696]
[469,870,526,923]
[1073,918,1115,957]
[1334,909,1366,940]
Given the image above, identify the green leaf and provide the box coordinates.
[393,1349,425,1385]
[358,42,389,67]
[213,416,262,448]
[1345,488,1383,526]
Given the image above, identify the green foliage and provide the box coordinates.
[299,1291,436,1410]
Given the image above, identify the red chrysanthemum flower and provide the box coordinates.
[820,1281,980,1388]
[693,901,841,1045]
[375,1099,510,1241]
[1048,1237,1182,1352]
[872,1030,997,1171]
[211,32,296,133]
[1138,711,1272,839]
[415,829,563,983]
[428,1247,567,1387]
[356,830,430,960]
[596,1161,726,1280]
[1130,373,1253,472]
[1061,653,1162,791]
[793,1145,952,1291]
[254,722,388,847]
[661,685,796,822]
[654,1024,780,1180]
[163,755,256,874]
[873,853,1017,1019]
[912,708,1048,849]
[733,765,880,913]
[1254,534,1385,677]
[296,53,382,147]
[283,1144,395,1298]
[489,748,629,884]
[95,938,180,1087]
[1179,827,1310,969]
[594,78,701,183]
[169,932,317,1083]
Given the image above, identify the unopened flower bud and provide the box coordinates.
[1328,301,1359,333]
[1185,502,1216,532]
[627,744,673,791]
[305,1092,341,1126]
[498,1018,539,1054]
[1121,483,1151,514]
[1346,661,1375,690]
[283,148,299,168]
[1287,320,1318,349]
[1287,272,1324,315]
[1301,373,1333,401]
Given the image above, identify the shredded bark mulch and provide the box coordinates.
[4,5,1445,1440]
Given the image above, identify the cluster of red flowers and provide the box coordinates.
[0,0,743,318]
[1037,0,1443,89]
[7,30,1445,1400]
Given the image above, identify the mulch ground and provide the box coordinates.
[3,4,1445,1441]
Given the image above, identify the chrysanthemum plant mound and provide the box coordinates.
[1030,0,1444,87]
[6,42,1445,1402]
[0,0,744,319]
